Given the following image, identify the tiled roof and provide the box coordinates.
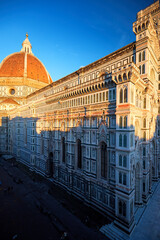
[0,52,52,84]
[1,98,19,105]
[0,53,24,77]
[27,54,51,83]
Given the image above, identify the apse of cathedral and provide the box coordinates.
[0,0,160,235]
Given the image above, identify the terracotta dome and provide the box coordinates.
[0,34,52,84]
[0,52,52,84]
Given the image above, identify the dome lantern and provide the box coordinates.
[21,33,33,54]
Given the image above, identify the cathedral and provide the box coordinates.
[0,1,160,235]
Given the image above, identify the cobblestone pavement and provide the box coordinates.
[0,158,109,240]
[131,180,160,240]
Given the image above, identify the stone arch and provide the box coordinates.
[138,25,141,32]
[123,73,127,81]
[118,75,122,82]
[142,23,145,30]
[97,123,108,179]
[128,71,131,79]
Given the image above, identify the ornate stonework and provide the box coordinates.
[0,1,160,235]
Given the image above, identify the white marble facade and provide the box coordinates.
[1,1,160,234]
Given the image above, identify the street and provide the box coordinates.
[0,157,108,240]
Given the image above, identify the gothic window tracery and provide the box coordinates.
[124,87,128,103]
[101,142,107,179]
[77,139,82,169]
[120,89,123,103]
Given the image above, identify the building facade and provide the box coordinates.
[0,1,160,234]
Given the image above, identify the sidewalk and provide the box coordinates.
[130,180,160,240]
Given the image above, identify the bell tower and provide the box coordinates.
[133,1,160,46]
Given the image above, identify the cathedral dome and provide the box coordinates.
[0,34,52,85]
[0,52,52,84]
[0,34,52,110]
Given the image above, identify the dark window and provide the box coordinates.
[124,88,128,103]
[124,116,127,128]
[119,116,123,128]
[143,182,145,192]
[101,142,107,179]
[119,172,122,184]
[144,97,146,109]
[143,160,145,169]
[120,89,123,103]
[123,156,127,167]
[139,65,142,74]
[119,155,122,166]
[139,52,141,62]
[142,64,145,74]
[77,139,82,169]
[142,51,145,61]
[143,118,146,128]
[123,135,127,147]
[123,174,126,185]
[119,134,122,147]
[62,137,65,163]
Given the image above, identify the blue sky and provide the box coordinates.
[0,0,154,81]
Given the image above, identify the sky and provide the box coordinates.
[0,0,154,81]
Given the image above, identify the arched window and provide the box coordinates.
[118,75,122,82]
[62,137,65,163]
[143,131,146,141]
[124,88,128,103]
[142,64,145,74]
[142,51,145,61]
[124,116,127,128]
[123,174,126,185]
[119,172,122,184]
[119,134,122,147]
[143,147,146,156]
[119,155,122,166]
[139,52,141,62]
[123,156,127,167]
[101,142,107,179]
[120,89,123,103]
[123,135,127,147]
[143,97,146,109]
[119,116,123,128]
[77,139,82,169]
[143,118,146,128]
[139,65,142,74]
[123,73,127,81]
